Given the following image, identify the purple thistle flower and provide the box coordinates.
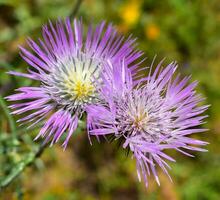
[6,18,142,148]
[86,60,209,187]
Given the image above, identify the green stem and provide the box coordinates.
[0,95,16,135]
[0,143,46,190]
[69,0,83,19]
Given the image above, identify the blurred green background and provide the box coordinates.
[0,0,220,199]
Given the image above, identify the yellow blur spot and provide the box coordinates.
[121,0,142,26]
[145,24,160,40]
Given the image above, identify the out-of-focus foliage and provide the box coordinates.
[0,0,220,199]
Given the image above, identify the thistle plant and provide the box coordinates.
[5,18,208,189]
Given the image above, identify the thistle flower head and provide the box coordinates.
[87,60,209,187]
[6,18,142,148]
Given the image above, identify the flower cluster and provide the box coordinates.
[7,18,208,188]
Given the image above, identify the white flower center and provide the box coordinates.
[129,109,149,131]
[116,91,149,136]
[45,53,102,112]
